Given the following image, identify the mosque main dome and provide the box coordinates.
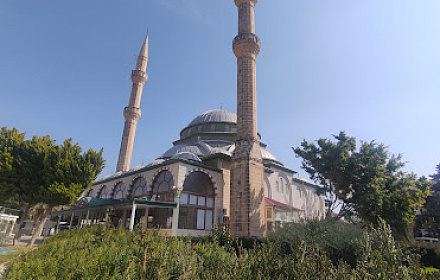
[156,109,282,166]
[187,109,237,127]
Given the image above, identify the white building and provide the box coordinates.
[52,110,325,236]
[52,1,325,237]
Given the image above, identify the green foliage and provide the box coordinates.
[421,267,439,274]
[0,127,105,207]
[293,131,431,239]
[431,164,440,192]
[380,175,431,240]
[0,128,26,205]
[416,193,440,238]
[268,220,366,267]
[210,224,234,248]
[0,127,105,247]
[0,247,33,265]
[407,242,440,269]
[4,224,440,279]
[293,131,356,219]
[414,164,440,239]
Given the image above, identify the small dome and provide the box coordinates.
[129,165,144,172]
[171,152,202,162]
[297,177,310,183]
[146,158,166,167]
[261,147,282,165]
[162,143,208,158]
[187,110,237,127]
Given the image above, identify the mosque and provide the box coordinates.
[52,0,325,237]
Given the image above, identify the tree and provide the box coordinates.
[293,132,357,219]
[431,163,440,192]
[414,163,440,238]
[0,127,105,246]
[0,128,26,205]
[293,131,430,239]
[0,127,37,242]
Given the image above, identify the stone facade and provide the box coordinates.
[54,3,326,238]
[230,0,266,237]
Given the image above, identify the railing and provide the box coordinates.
[0,206,20,216]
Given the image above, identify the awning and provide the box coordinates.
[51,197,177,216]
[265,197,302,211]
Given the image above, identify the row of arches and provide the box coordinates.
[86,170,216,230]
[87,170,176,201]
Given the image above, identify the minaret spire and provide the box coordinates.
[116,34,149,172]
[230,0,266,237]
[136,32,148,71]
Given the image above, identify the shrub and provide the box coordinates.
[3,223,440,279]
[406,242,440,269]
[268,219,366,267]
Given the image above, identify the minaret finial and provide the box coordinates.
[116,34,149,172]
[136,32,149,71]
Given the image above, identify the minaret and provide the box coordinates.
[230,0,266,236]
[116,34,149,172]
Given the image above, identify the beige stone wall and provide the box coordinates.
[230,142,266,236]
[230,0,266,237]
[265,169,326,221]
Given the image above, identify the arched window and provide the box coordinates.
[130,177,149,198]
[264,176,272,199]
[112,182,127,199]
[151,171,174,202]
[99,185,111,199]
[179,171,214,230]
[148,171,175,229]
[280,178,285,193]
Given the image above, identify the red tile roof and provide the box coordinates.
[264,197,302,211]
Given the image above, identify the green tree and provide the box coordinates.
[431,163,440,192]
[293,131,430,239]
[0,128,38,241]
[0,127,105,246]
[380,174,431,240]
[293,131,356,219]
[0,128,26,205]
[414,163,440,238]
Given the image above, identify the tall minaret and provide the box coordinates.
[230,0,266,237]
[116,34,149,172]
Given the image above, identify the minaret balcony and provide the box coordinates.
[131,70,148,84]
[233,33,260,59]
[235,0,258,8]
[124,106,142,121]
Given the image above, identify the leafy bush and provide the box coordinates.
[406,242,440,269]
[268,219,366,267]
[3,223,440,279]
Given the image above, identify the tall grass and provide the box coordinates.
[3,223,440,279]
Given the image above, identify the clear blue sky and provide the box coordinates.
[1,1,439,180]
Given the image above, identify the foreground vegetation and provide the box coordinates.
[0,247,33,265]
[293,131,431,240]
[0,127,104,247]
[3,222,440,279]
